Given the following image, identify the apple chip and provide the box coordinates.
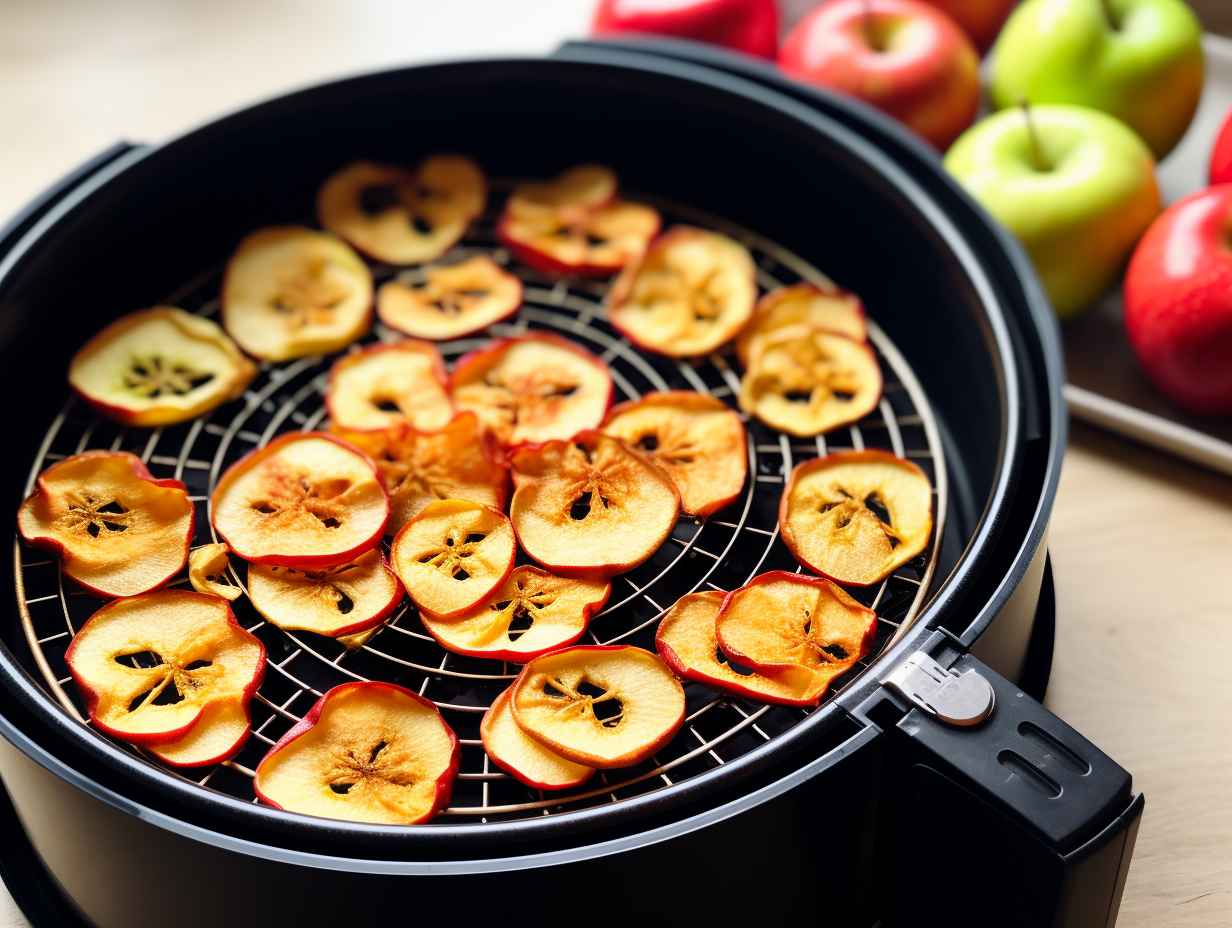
[451,334,613,447]
[69,307,256,426]
[188,543,241,601]
[254,682,458,825]
[781,450,932,586]
[509,431,679,577]
[715,572,876,680]
[334,412,507,534]
[211,432,389,568]
[506,165,617,213]
[317,158,485,265]
[248,549,403,638]
[18,452,194,598]
[601,391,747,517]
[420,566,610,662]
[481,687,593,790]
[65,591,265,745]
[510,645,685,768]
[390,499,516,618]
[149,698,255,768]
[326,340,452,433]
[377,256,522,340]
[222,226,373,361]
[608,227,756,357]
[736,283,868,367]
[739,326,882,437]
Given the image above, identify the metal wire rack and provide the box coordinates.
[13,184,948,823]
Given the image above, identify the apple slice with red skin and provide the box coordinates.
[509,430,680,578]
[254,681,459,825]
[211,432,389,569]
[188,543,241,601]
[248,549,403,638]
[18,451,194,599]
[325,340,453,433]
[377,256,522,340]
[481,687,594,791]
[148,698,255,769]
[510,645,685,768]
[735,283,868,368]
[65,590,265,747]
[451,334,614,448]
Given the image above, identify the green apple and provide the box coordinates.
[989,0,1203,158]
[945,104,1161,319]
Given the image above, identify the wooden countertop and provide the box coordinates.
[1,2,1228,925]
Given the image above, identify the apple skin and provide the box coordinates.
[1124,187,1232,415]
[945,104,1161,319]
[989,0,1204,159]
[779,0,980,151]
[591,0,778,59]
[1210,108,1232,185]
[919,0,1016,53]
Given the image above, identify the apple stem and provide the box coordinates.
[1100,0,1120,30]
[1019,99,1050,172]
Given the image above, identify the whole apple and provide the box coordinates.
[920,0,1016,53]
[1209,107,1232,185]
[591,0,779,58]
[1125,187,1232,414]
[989,0,1204,159]
[946,104,1160,319]
[779,0,980,150]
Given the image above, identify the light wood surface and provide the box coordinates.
[0,2,1228,926]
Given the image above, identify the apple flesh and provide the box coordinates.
[481,687,594,790]
[591,0,779,59]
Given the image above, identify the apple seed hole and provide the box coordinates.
[864,492,892,525]
[570,490,594,521]
[183,659,213,672]
[716,648,756,677]
[334,589,355,614]
[359,184,399,215]
[452,566,471,581]
[411,215,433,236]
[784,389,812,404]
[329,781,355,795]
[252,501,277,514]
[374,397,402,413]
[114,650,163,670]
[506,605,534,642]
[822,643,849,661]
[636,434,659,452]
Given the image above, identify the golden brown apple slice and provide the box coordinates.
[601,391,747,517]
[451,334,613,448]
[317,158,485,265]
[736,283,868,367]
[65,591,265,746]
[739,325,882,437]
[510,645,685,768]
[69,307,256,426]
[248,549,403,638]
[377,256,522,340]
[420,566,610,662]
[148,698,253,768]
[254,681,458,825]
[326,340,453,433]
[509,430,679,577]
[608,226,757,357]
[506,165,618,213]
[481,687,593,790]
[188,543,241,601]
[223,226,373,361]
[781,450,932,586]
[18,452,194,598]
[390,499,516,618]
[211,433,389,568]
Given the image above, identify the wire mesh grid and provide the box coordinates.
[13,184,948,823]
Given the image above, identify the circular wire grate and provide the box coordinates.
[13,185,948,823]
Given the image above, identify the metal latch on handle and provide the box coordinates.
[883,651,995,727]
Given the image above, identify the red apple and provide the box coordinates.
[919,0,1015,53]
[1124,186,1232,415]
[779,0,980,150]
[1211,107,1232,186]
[591,0,779,59]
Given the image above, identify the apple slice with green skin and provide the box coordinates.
[69,307,256,427]
[377,256,522,341]
[325,340,453,433]
[736,283,867,368]
[188,543,241,601]
[945,103,1160,319]
[211,432,389,569]
[18,451,195,599]
[510,645,685,768]
[254,681,459,825]
[248,549,403,638]
[481,687,594,791]
[222,226,373,362]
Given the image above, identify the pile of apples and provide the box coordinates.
[592,0,1232,415]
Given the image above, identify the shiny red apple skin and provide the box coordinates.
[591,0,778,59]
[1124,186,1232,415]
[919,0,1015,53]
[1210,107,1232,186]
[779,0,980,150]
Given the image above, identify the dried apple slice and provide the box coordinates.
[507,165,617,212]
[451,334,613,447]
[509,431,679,578]
[510,645,685,768]
[608,226,756,357]
[481,687,593,790]
[715,572,876,681]
[326,341,452,433]
[248,549,402,638]
[254,682,458,825]
[317,158,485,265]
[188,543,241,601]
[211,432,388,568]
[334,412,507,534]
[781,450,932,587]
[18,452,194,598]
[736,283,868,367]
[222,226,373,361]
[420,566,610,662]
[148,698,253,768]
[64,590,265,745]
[739,325,882,437]
[389,499,516,618]
[377,256,522,340]
[601,391,747,517]
[69,307,256,426]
